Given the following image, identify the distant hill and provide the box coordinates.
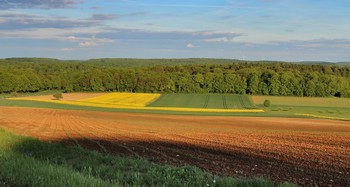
[3,58,80,64]
[295,61,350,66]
[1,57,348,68]
[84,58,245,67]
[337,62,350,66]
[295,61,337,65]
[1,58,269,68]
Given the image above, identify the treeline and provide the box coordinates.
[0,59,350,97]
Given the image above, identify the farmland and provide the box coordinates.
[6,92,350,120]
[148,94,256,109]
[0,106,349,186]
[253,96,350,120]
[1,93,350,187]
[252,95,350,108]
[9,93,264,113]
[0,127,281,187]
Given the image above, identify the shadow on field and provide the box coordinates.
[3,135,295,187]
[9,136,350,187]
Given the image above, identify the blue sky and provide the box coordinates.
[0,0,350,61]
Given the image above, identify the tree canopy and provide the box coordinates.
[0,58,349,97]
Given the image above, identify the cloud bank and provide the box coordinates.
[0,0,78,9]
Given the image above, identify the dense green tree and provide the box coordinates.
[0,59,349,97]
[246,72,259,95]
[0,72,18,92]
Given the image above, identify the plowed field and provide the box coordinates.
[0,106,349,187]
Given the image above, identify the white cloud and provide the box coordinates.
[66,36,77,41]
[76,35,113,47]
[0,0,78,9]
[61,47,74,51]
[78,41,97,47]
[202,34,239,43]
[186,43,199,48]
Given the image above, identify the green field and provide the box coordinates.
[148,94,256,109]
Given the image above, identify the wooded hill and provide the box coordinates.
[1,58,349,97]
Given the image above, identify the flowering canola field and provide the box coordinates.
[9,93,264,113]
[79,93,161,107]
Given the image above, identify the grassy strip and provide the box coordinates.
[295,113,350,121]
[0,129,295,187]
[0,153,112,187]
[0,129,112,187]
[252,95,350,108]
[259,104,350,119]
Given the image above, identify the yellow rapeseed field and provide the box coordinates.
[78,92,161,107]
[9,93,264,113]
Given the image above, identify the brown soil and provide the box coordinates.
[0,106,349,187]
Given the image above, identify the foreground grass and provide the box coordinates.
[0,129,295,187]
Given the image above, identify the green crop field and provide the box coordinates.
[148,94,256,109]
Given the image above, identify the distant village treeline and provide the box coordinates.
[0,58,349,97]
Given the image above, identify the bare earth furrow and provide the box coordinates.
[68,114,176,162]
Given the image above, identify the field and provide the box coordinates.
[7,92,350,120]
[0,106,349,186]
[9,93,263,113]
[252,95,350,108]
[0,128,282,187]
[1,92,350,186]
[253,96,350,120]
[148,94,256,109]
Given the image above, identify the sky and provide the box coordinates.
[0,0,350,61]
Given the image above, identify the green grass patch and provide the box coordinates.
[252,95,350,108]
[253,95,350,120]
[0,129,295,187]
[148,94,257,109]
[259,104,350,120]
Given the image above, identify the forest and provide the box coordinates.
[0,58,349,97]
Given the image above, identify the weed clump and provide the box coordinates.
[263,100,271,107]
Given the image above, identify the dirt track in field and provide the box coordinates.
[0,106,349,187]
